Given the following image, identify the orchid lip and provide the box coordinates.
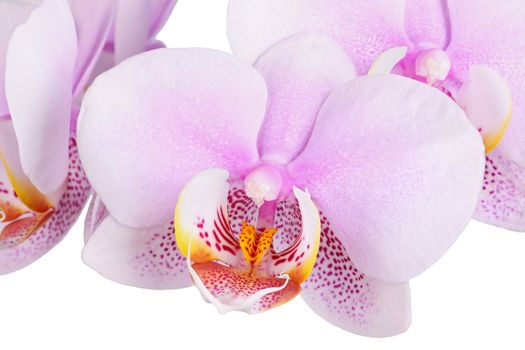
[174,169,321,313]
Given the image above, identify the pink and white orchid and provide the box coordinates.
[78,33,484,337]
[227,0,525,231]
[0,0,175,273]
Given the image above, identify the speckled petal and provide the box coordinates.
[78,48,267,228]
[254,33,356,164]
[175,169,243,266]
[288,75,485,283]
[227,0,407,74]
[83,215,191,289]
[190,261,301,314]
[446,0,525,166]
[0,139,91,274]
[268,187,321,284]
[301,212,411,338]
[474,149,525,231]
[5,0,77,195]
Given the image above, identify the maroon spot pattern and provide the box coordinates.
[192,261,301,313]
[301,212,373,327]
[0,138,91,274]
[131,220,191,288]
[474,149,525,230]
[273,196,302,251]
[227,182,258,236]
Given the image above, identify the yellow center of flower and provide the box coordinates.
[239,221,277,268]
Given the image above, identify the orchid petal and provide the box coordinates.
[114,0,150,63]
[113,0,176,63]
[0,0,40,118]
[368,46,408,75]
[254,33,356,164]
[82,215,191,289]
[456,65,512,154]
[174,169,243,266]
[302,212,411,337]
[268,187,321,284]
[474,149,525,231]
[69,0,116,96]
[288,75,485,283]
[404,0,450,49]
[78,48,267,228]
[189,261,300,314]
[0,120,56,212]
[0,138,90,274]
[446,0,525,166]
[5,0,77,195]
[227,0,407,74]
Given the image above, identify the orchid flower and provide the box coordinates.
[78,33,484,337]
[228,0,525,231]
[0,0,174,273]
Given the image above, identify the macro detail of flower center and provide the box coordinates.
[414,48,452,86]
[174,168,321,314]
[239,221,277,269]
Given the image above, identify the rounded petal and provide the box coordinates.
[446,0,525,166]
[0,139,90,274]
[227,0,408,74]
[302,213,411,337]
[474,149,525,231]
[288,75,485,283]
[404,0,450,49]
[5,0,77,194]
[69,0,117,96]
[82,215,192,290]
[78,48,267,228]
[0,0,40,118]
[254,33,356,164]
[455,65,512,154]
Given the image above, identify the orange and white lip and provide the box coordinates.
[174,168,321,314]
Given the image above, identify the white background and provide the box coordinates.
[1,1,525,349]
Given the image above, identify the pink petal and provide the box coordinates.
[302,212,411,337]
[83,195,108,243]
[5,0,77,195]
[83,215,192,290]
[446,1,525,166]
[0,1,38,118]
[69,0,116,97]
[227,0,407,74]
[474,149,525,231]
[254,33,356,164]
[0,139,91,274]
[288,75,485,283]
[113,0,176,63]
[404,0,450,49]
[78,48,267,228]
